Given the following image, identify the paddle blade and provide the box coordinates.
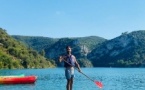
[94,81,103,88]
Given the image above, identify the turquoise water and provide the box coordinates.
[0,68,145,90]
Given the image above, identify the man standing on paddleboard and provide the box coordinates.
[59,46,82,90]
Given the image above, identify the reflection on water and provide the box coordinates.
[0,68,145,90]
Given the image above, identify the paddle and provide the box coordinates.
[63,60,103,88]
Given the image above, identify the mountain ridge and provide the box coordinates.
[9,29,145,67]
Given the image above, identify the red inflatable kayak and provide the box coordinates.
[0,75,37,84]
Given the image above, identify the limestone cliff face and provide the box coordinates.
[45,36,106,60]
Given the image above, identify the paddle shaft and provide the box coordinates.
[63,60,94,82]
[80,72,94,82]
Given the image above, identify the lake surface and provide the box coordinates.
[0,68,145,90]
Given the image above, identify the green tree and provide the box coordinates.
[40,49,45,56]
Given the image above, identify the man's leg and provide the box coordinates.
[70,77,74,90]
[66,79,71,90]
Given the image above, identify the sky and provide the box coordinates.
[0,0,145,39]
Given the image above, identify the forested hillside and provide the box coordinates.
[88,30,145,67]
[12,29,145,67]
[13,36,106,67]
[0,28,55,69]
[12,35,59,52]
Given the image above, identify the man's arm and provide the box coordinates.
[59,56,66,62]
[74,56,81,72]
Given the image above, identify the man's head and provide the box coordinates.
[66,46,72,54]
